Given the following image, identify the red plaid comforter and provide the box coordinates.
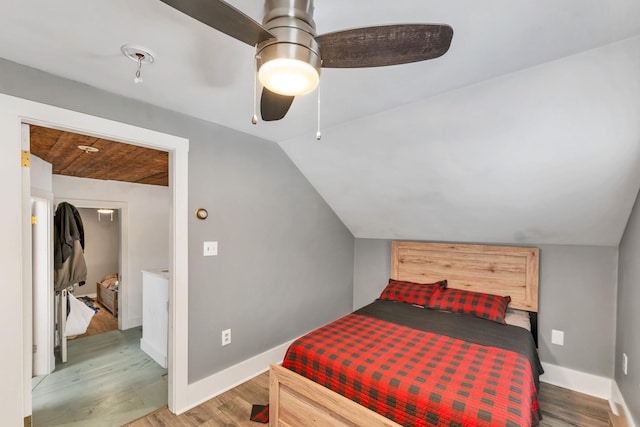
[283,313,540,427]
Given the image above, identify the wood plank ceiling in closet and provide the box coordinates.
[29,125,169,186]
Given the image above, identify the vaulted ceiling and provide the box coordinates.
[1,1,639,246]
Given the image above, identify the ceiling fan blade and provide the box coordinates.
[159,0,275,47]
[316,24,453,68]
[261,88,295,121]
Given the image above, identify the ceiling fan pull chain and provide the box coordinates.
[316,81,321,140]
[251,55,259,125]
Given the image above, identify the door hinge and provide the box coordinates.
[32,215,37,225]
[21,150,30,167]
[33,344,37,354]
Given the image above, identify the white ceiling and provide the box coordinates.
[1,1,640,245]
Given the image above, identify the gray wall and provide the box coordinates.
[0,58,355,383]
[617,190,640,423]
[187,112,355,379]
[76,208,120,297]
[353,239,391,309]
[353,239,618,377]
[536,245,617,377]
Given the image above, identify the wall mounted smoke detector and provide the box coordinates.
[121,44,157,84]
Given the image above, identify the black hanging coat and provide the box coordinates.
[54,202,87,291]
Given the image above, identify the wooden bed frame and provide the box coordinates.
[270,241,540,427]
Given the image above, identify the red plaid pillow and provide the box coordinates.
[426,288,511,323]
[378,279,447,307]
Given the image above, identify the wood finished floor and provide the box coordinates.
[32,327,168,427]
[126,371,610,427]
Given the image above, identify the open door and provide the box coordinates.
[31,197,55,376]
[27,120,56,377]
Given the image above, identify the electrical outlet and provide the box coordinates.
[221,329,231,346]
[623,353,628,375]
[551,329,564,346]
[203,241,218,256]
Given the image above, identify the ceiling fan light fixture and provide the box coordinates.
[159,0,453,121]
[258,57,319,96]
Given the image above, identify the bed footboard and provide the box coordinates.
[269,363,401,427]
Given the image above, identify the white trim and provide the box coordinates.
[0,92,190,419]
[127,316,143,328]
[21,115,33,418]
[141,338,168,369]
[169,132,190,413]
[540,362,612,400]
[611,380,638,427]
[184,339,294,414]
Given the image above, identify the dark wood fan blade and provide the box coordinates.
[316,24,453,68]
[261,88,295,121]
[160,0,275,47]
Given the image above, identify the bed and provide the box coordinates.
[269,241,541,427]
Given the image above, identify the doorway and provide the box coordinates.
[1,92,190,423]
[75,206,121,336]
[27,129,176,425]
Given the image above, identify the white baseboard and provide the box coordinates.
[182,339,294,414]
[140,338,167,369]
[122,316,142,330]
[611,380,638,427]
[540,362,612,400]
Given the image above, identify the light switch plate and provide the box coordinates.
[203,241,218,256]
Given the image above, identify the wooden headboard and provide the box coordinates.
[391,241,539,312]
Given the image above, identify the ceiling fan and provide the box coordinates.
[159,0,453,122]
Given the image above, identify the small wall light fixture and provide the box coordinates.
[97,208,114,222]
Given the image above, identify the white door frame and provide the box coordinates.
[0,92,190,422]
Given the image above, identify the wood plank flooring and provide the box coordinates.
[32,327,167,427]
[538,382,610,427]
[126,372,611,427]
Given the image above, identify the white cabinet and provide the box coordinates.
[140,269,168,368]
